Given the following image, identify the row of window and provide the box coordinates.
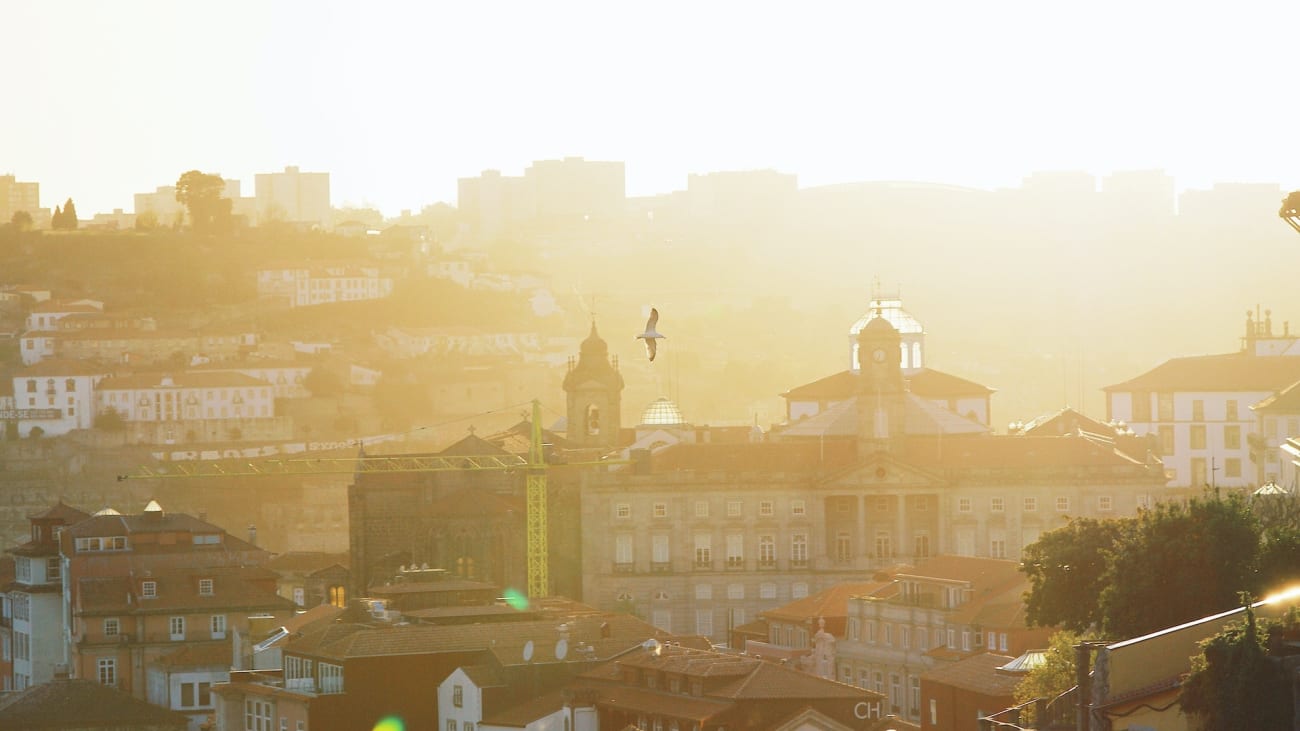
[1132,395,1239,422]
[616,499,806,520]
[957,495,1106,513]
[614,533,809,567]
[13,557,61,584]
[850,619,1010,653]
[99,614,226,640]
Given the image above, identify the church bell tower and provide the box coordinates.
[563,322,624,450]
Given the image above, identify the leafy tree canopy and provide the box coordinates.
[1179,604,1297,731]
[1021,517,1126,632]
[1100,491,1262,639]
[176,170,233,234]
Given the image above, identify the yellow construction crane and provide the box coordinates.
[1282,191,1300,234]
[119,399,602,600]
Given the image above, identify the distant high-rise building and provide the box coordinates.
[133,186,186,228]
[524,156,625,223]
[458,157,626,242]
[1178,181,1282,226]
[254,166,330,228]
[0,174,42,226]
[1101,169,1176,219]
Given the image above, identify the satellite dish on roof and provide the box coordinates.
[522,640,534,662]
[555,638,568,660]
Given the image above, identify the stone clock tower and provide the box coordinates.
[563,322,624,451]
[856,315,906,455]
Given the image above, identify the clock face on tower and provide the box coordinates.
[871,348,886,363]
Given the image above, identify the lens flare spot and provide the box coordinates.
[503,587,529,611]
[373,716,404,731]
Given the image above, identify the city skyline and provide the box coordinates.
[6,0,1300,217]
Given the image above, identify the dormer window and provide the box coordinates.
[199,579,213,596]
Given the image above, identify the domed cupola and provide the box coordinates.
[848,291,925,374]
[563,321,624,450]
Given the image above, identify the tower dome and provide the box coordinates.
[848,293,926,373]
[639,397,685,427]
[578,321,608,359]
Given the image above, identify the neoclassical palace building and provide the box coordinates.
[349,296,1168,644]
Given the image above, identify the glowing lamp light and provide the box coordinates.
[373,716,405,731]
[1260,585,1300,605]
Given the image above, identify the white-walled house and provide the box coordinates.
[19,332,56,366]
[24,301,103,332]
[95,372,275,423]
[1104,351,1300,488]
[10,360,111,437]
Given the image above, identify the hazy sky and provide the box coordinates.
[7,0,1300,217]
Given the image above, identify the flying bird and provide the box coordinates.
[636,307,666,361]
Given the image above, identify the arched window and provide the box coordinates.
[328,584,347,607]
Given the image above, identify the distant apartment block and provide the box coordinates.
[1178,181,1283,226]
[458,156,626,241]
[525,156,625,221]
[134,186,187,228]
[0,174,42,227]
[255,166,330,228]
[255,263,393,308]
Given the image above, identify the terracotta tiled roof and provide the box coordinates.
[0,677,189,729]
[289,612,663,661]
[781,371,857,400]
[265,551,349,574]
[282,604,345,633]
[1103,353,1300,392]
[78,566,292,614]
[461,664,504,688]
[480,688,566,726]
[897,555,1023,593]
[921,652,1018,696]
[583,684,731,721]
[648,441,858,474]
[15,359,113,377]
[782,368,992,401]
[1018,407,1114,437]
[97,371,269,390]
[907,368,995,397]
[1252,379,1300,412]
[762,581,895,623]
[777,396,989,438]
[712,661,877,700]
[901,434,1148,469]
[28,501,91,524]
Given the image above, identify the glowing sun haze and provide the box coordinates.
[6,0,1299,216]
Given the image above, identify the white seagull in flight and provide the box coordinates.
[636,307,666,361]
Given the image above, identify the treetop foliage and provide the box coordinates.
[1022,490,1300,641]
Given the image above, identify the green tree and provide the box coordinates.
[175,170,233,233]
[1101,491,1262,639]
[52,204,64,230]
[1014,630,1096,723]
[303,366,344,397]
[135,209,159,231]
[11,210,33,231]
[1021,517,1127,632]
[62,198,78,229]
[1178,604,1296,730]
